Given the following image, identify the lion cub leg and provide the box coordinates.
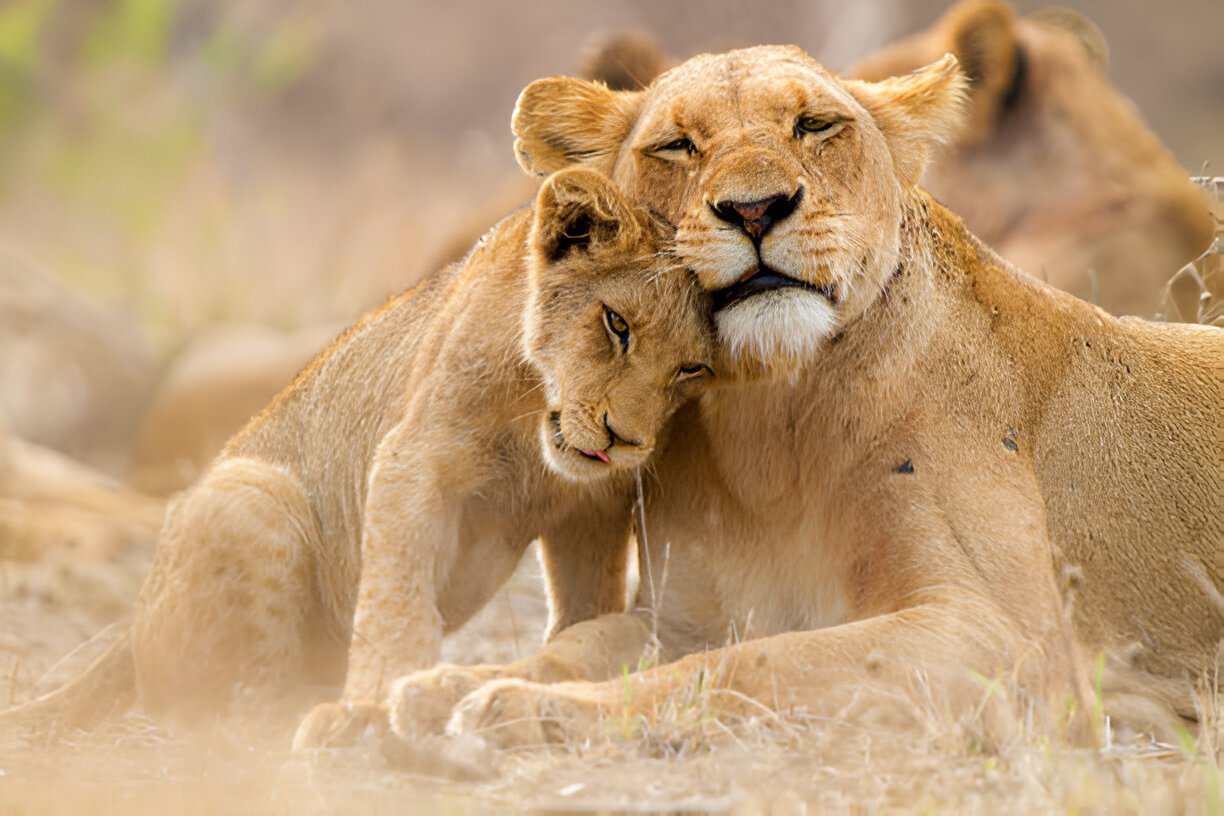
[387,496,644,740]
[132,457,323,724]
[294,423,465,749]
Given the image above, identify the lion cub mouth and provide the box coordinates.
[548,411,610,464]
[711,266,837,312]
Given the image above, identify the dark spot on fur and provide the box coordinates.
[895,459,914,474]
[828,331,844,346]
[1002,437,1018,453]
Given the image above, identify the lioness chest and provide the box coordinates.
[644,397,855,644]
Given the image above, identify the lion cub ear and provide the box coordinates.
[531,168,645,264]
[513,78,643,177]
[844,54,969,185]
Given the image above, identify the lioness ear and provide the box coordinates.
[531,168,642,263]
[942,0,1019,143]
[845,54,969,185]
[512,77,643,177]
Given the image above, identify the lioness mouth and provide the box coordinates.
[711,267,836,312]
[548,412,609,463]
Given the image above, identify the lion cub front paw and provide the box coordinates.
[292,701,389,751]
[446,678,603,749]
[388,664,505,739]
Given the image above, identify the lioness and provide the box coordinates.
[2,168,713,741]
[386,46,1222,748]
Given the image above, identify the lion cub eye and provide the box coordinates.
[656,136,697,156]
[795,116,839,137]
[603,307,631,351]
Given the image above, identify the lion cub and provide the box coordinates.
[119,166,711,748]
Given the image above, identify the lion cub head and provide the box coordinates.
[524,167,713,482]
[512,46,966,374]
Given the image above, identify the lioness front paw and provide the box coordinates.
[388,663,505,739]
[446,679,605,749]
[292,701,389,750]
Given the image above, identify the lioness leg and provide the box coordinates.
[132,457,324,723]
[449,597,1059,748]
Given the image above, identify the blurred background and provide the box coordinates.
[1,0,1219,353]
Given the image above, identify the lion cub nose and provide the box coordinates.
[711,189,802,240]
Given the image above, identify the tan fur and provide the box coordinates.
[2,169,713,745]
[849,0,1215,317]
[390,45,1222,749]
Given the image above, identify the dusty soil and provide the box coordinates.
[1,530,1219,814]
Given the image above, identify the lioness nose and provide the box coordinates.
[710,188,802,240]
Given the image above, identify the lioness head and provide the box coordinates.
[513,46,966,372]
[524,167,713,482]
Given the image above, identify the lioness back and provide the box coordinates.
[913,197,1223,675]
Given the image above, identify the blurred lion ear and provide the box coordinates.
[845,54,969,185]
[512,77,643,176]
[1029,7,1109,70]
[531,168,641,263]
[941,0,1020,143]
[577,30,672,91]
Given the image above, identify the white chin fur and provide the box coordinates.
[716,290,837,366]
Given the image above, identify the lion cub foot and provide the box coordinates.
[446,678,604,750]
[388,663,506,740]
[292,701,389,751]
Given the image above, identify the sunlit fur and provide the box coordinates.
[401,44,1222,749]
[0,168,714,748]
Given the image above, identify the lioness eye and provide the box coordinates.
[676,363,711,380]
[604,307,631,351]
[658,136,697,156]
[795,116,836,136]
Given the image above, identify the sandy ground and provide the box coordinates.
[1,531,1219,815]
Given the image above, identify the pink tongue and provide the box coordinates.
[582,449,610,463]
